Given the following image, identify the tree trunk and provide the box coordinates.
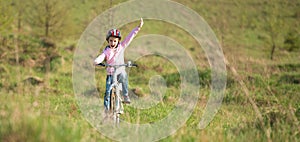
[16,9,21,91]
[17,12,22,32]
[45,56,51,88]
[45,21,49,37]
[270,36,276,60]
[15,35,21,94]
[270,44,275,60]
[45,2,50,37]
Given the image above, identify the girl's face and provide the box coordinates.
[108,37,119,49]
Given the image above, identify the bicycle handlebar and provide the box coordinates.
[97,63,106,67]
[96,61,138,68]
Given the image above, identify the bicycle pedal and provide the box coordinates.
[116,110,124,114]
[122,101,131,104]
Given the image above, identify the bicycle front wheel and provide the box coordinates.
[110,88,120,126]
[110,88,116,114]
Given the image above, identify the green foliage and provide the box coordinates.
[284,31,300,51]
[1,0,300,141]
[163,72,180,88]
[278,73,300,84]
[198,69,211,87]
[277,63,300,72]
[0,0,14,34]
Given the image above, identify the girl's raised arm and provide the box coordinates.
[120,18,143,48]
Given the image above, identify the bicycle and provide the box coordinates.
[97,61,138,125]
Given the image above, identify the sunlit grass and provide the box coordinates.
[1,0,300,141]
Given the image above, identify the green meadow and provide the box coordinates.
[0,0,299,141]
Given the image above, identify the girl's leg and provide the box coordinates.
[104,75,113,111]
[118,72,130,103]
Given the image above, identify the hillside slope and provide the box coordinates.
[0,0,299,141]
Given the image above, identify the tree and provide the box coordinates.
[262,1,286,60]
[26,0,68,38]
[11,0,27,94]
[24,0,68,87]
[10,0,28,33]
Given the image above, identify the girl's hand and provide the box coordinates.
[139,18,144,28]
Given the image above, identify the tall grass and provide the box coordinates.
[1,0,300,141]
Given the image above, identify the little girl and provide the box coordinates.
[94,18,143,111]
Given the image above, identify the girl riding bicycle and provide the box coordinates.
[94,18,144,112]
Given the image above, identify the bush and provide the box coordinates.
[278,73,300,84]
[284,31,300,52]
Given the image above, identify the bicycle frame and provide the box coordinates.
[97,61,137,125]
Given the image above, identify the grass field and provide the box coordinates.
[0,0,299,141]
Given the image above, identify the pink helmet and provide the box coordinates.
[106,29,121,41]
